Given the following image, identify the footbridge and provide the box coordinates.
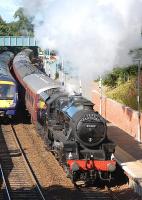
[0,36,38,47]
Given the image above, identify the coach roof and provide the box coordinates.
[23,73,61,94]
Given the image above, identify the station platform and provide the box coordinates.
[107,123,142,196]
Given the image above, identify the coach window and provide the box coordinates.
[26,92,29,101]
[28,94,30,102]
[27,93,29,101]
[25,92,27,100]
[29,94,30,102]
[30,95,32,104]
[31,96,34,106]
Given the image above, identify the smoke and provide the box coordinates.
[21,0,142,81]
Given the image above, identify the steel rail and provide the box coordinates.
[0,163,11,200]
[106,186,121,200]
[11,125,46,200]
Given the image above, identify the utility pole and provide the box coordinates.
[61,58,64,86]
[129,30,142,143]
[137,59,141,142]
[99,75,102,115]
[48,49,51,77]
[133,58,141,143]
[79,79,82,95]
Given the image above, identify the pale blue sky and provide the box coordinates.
[0,0,21,22]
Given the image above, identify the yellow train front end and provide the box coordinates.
[0,80,18,118]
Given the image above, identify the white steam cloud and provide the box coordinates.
[22,0,142,81]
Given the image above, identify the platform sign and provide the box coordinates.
[0,36,38,46]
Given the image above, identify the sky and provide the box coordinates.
[1,0,142,84]
[0,0,21,22]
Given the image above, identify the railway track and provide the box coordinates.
[17,123,122,200]
[0,163,11,199]
[0,121,136,200]
[0,123,46,200]
[75,186,120,200]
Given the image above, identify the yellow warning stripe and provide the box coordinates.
[0,81,15,85]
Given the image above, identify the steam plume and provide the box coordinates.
[21,0,142,81]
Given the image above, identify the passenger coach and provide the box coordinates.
[13,49,61,128]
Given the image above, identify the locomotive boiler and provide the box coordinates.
[13,49,116,185]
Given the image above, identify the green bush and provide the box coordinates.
[102,65,138,87]
[105,78,142,110]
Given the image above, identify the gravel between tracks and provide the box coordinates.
[111,184,141,200]
[13,123,80,199]
[0,120,141,200]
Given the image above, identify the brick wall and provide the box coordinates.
[92,86,142,142]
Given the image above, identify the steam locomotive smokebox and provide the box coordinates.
[64,141,79,159]
[64,141,77,152]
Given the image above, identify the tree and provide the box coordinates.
[0,16,10,35]
[129,48,142,60]
[102,65,138,87]
[0,8,34,36]
[14,7,34,36]
[0,16,5,24]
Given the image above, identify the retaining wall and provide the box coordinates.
[92,87,142,143]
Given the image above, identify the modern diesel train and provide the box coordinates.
[13,49,116,185]
[0,51,18,118]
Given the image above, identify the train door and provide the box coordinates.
[25,89,36,122]
[30,93,37,122]
[37,96,47,128]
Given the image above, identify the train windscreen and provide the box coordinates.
[0,84,15,99]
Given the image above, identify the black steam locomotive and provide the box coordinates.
[13,49,116,185]
[44,92,116,184]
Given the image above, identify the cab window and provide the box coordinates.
[0,84,15,99]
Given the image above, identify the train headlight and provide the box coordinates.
[107,163,116,172]
[71,162,80,172]
[10,102,16,107]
